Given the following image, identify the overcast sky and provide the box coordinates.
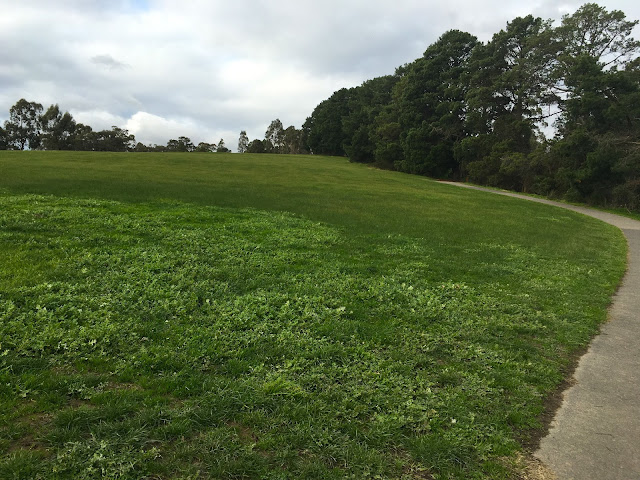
[1,1,639,150]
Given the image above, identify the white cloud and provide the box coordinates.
[71,110,126,131]
[124,112,207,146]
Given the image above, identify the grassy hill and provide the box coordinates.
[0,151,626,479]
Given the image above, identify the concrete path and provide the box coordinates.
[439,182,640,480]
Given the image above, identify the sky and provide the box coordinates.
[1,1,639,150]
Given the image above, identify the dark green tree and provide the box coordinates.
[461,15,558,187]
[0,125,6,150]
[343,75,398,164]
[394,30,479,177]
[70,123,97,151]
[41,104,76,150]
[195,142,216,152]
[304,89,351,155]
[246,139,266,153]
[549,5,640,205]
[216,139,230,153]
[95,127,135,152]
[134,142,151,152]
[166,136,195,152]
[556,3,640,70]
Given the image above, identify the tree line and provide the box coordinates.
[0,99,310,156]
[303,3,640,211]
[238,119,308,154]
[0,100,231,153]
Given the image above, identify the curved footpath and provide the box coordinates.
[439,182,640,480]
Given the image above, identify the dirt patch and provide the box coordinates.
[6,412,53,454]
[518,454,557,480]
[228,421,259,444]
[7,434,48,454]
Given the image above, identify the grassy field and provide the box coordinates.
[0,151,627,479]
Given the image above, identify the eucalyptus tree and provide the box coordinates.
[195,142,216,153]
[265,119,285,153]
[4,98,43,150]
[41,104,76,150]
[95,127,135,152]
[237,130,249,153]
[166,136,195,152]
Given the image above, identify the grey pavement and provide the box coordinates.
[439,182,640,480]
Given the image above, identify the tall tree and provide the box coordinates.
[460,15,558,186]
[550,5,640,205]
[395,30,479,177]
[0,125,6,150]
[467,15,557,140]
[265,119,285,153]
[343,75,398,163]
[4,98,43,150]
[41,104,76,150]
[71,123,97,151]
[281,125,307,154]
[304,89,351,155]
[556,3,640,70]
[238,130,249,153]
[216,139,230,152]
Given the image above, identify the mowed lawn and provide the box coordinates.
[0,152,627,479]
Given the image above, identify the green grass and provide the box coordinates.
[0,151,627,479]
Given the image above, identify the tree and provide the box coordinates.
[282,125,306,154]
[95,126,135,152]
[166,136,195,152]
[246,139,266,153]
[238,130,249,153]
[150,144,168,152]
[265,119,284,153]
[549,5,640,205]
[216,139,230,153]
[180,136,195,152]
[195,142,216,152]
[459,16,559,185]
[71,123,97,151]
[304,89,351,155]
[4,98,43,150]
[343,75,398,163]
[0,125,6,150]
[395,30,479,177]
[134,142,151,152]
[41,104,76,150]
[556,3,640,70]
[467,16,558,139]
